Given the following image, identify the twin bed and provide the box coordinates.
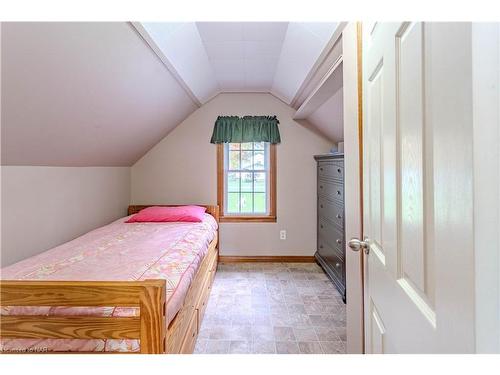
[0,205,220,354]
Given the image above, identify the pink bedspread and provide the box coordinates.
[0,213,218,353]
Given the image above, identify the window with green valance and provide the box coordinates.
[210,115,281,144]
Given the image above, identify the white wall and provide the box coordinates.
[1,166,130,267]
[131,93,332,256]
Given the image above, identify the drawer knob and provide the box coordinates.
[320,167,324,171]
[320,245,323,249]
[336,214,342,219]
[337,168,342,173]
[320,224,324,229]
[335,263,340,268]
[337,190,341,195]
[320,185,323,189]
[320,204,324,208]
[336,239,342,245]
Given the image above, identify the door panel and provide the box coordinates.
[362,22,475,353]
[366,59,384,257]
[396,22,435,307]
[369,300,386,354]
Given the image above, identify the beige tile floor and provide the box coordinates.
[194,262,346,354]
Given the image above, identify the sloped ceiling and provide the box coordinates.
[271,22,340,104]
[140,22,219,104]
[138,22,338,105]
[307,88,344,142]
[1,22,341,167]
[1,22,198,166]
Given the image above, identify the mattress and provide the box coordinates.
[0,213,218,352]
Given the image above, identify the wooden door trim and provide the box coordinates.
[356,21,366,354]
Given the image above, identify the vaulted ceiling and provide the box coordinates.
[1,22,341,167]
[138,22,338,104]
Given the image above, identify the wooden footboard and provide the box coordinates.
[0,279,166,353]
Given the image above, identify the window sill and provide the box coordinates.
[219,215,277,223]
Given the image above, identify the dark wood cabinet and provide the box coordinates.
[314,153,346,302]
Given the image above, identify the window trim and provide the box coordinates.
[217,143,277,223]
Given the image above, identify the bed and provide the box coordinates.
[0,205,219,354]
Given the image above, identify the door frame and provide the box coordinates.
[343,21,365,354]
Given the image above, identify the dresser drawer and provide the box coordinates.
[318,236,345,283]
[318,161,344,181]
[318,197,344,228]
[318,216,344,256]
[318,179,344,203]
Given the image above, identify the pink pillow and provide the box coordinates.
[126,205,207,223]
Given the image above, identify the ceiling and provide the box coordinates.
[1,22,197,166]
[196,22,287,93]
[307,88,344,142]
[1,22,342,167]
[139,22,338,104]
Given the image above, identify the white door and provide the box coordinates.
[356,22,476,353]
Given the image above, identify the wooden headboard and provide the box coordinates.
[128,205,220,223]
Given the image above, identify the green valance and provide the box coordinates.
[210,115,281,144]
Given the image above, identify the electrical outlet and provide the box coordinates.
[280,230,287,240]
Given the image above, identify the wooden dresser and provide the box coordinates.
[314,153,346,302]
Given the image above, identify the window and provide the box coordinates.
[217,142,276,222]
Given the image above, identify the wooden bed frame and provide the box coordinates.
[0,205,220,354]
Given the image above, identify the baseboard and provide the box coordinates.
[218,255,316,263]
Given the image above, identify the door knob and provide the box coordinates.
[348,238,370,254]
